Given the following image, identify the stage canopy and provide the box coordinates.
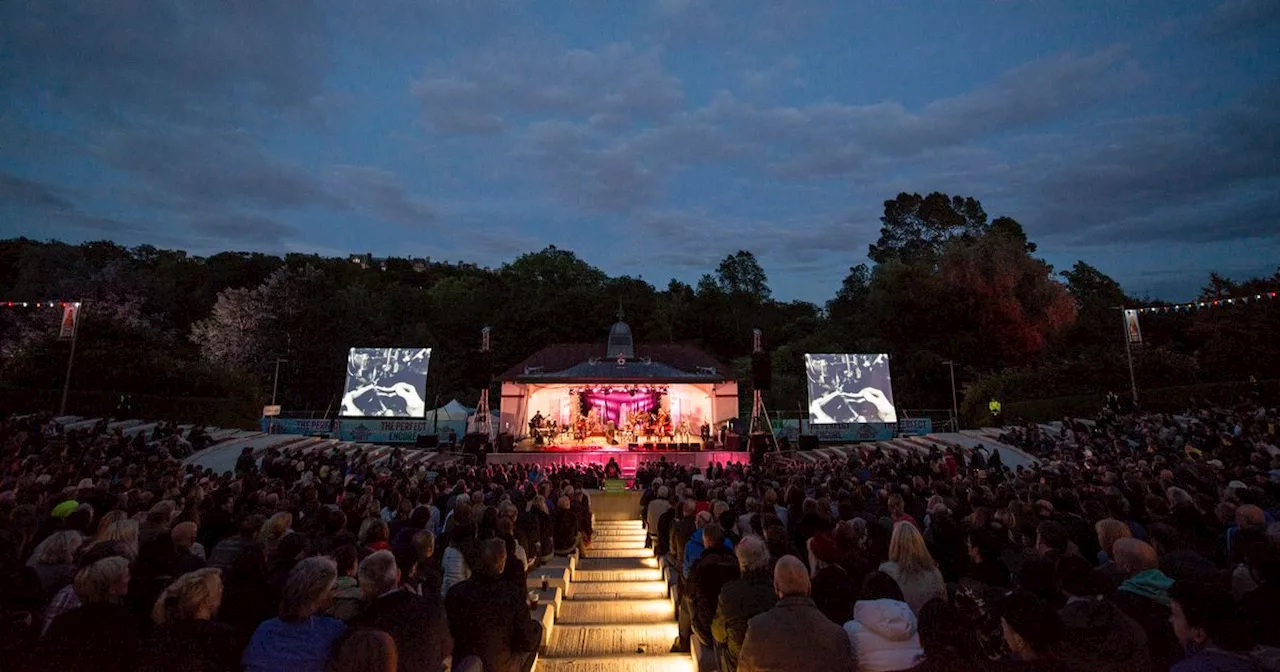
[497,318,738,440]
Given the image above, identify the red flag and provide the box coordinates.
[59,304,79,340]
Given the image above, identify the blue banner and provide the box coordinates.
[897,418,933,436]
[340,419,436,444]
[261,418,337,436]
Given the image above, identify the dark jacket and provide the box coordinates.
[551,508,579,554]
[1111,588,1181,672]
[811,564,858,625]
[713,570,777,662]
[445,575,542,672]
[672,515,697,570]
[687,545,740,639]
[357,590,452,672]
[1057,597,1152,672]
[136,619,241,672]
[737,595,855,672]
[41,602,140,672]
[656,507,677,556]
[1171,649,1264,672]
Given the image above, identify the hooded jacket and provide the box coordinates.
[843,598,924,672]
[1057,596,1152,672]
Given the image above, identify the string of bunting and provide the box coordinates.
[1,301,83,308]
[1130,291,1278,314]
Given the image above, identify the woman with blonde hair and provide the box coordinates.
[85,518,140,562]
[42,556,138,672]
[1094,518,1132,584]
[243,556,348,672]
[30,530,84,599]
[91,510,128,544]
[259,511,293,563]
[879,521,945,615]
[139,568,239,671]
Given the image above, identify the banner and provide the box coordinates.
[340,419,435,443]
[59,304,79,340]
[261,418,337,435]
[897,418,933,436]
[1123,309,1142,344]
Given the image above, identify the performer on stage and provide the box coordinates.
[529,411,545,444]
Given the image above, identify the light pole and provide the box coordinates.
[270,358,287,432]
[942,360,959,431]
[271,358,288,406]
[1112,307,1139,408]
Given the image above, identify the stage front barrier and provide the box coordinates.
[486,449,744,473]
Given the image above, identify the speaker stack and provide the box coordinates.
[751,352,772,390]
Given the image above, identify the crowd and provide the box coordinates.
[0,414,602,672]
[1,394,1277,672]
[637,396,1280,672]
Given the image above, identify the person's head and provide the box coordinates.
[1112,538,1159,576]
[887,493,905,517]
[682,498,697,516]
[152,568,223,624]
[702,523,725,550]
[1000,591,1062,661]
[334,628,397,672]
[861,571,906,602]
[37,530,83,566]
[888,521,936,575]
[92,510,127,541]
[1237,504,1266,532]
[358,518,389,546]
[735,535,768,574]
[411,530,435,561]
[75,555,131,605]
[170,521,198,551]
[259,511,292,542]
[331,544,359,577]
[279,556,338,621]
[1094,518,1132,559]
[772,554,810,599]
[1058,555,1110,598]
[1170,580,1255,653]
[357,550,401,599]
[1035,521,1069,558]
[477,537,507,578]
[557,495,571,511]
[967,527,1003,565]
[918,598,978,662]
[695,510,713,530]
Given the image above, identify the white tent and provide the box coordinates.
[432,399,473,421]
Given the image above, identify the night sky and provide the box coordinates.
[1,1,1277,303]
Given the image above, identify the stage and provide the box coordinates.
[487,447,745,471]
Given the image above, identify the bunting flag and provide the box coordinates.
[1129,291,1278,314]
[1,301,83,309]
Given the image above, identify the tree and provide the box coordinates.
[715,250,770,301]
[868,192,989,265]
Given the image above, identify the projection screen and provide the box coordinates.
[341,348,432,417]
[804,353,898,424]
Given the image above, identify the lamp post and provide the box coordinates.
[942,360,959,431]
[270,358,287,433]
[1112,307,1139,408]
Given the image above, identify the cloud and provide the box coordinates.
[187,213,300,247]
[0,0,330,128]
[1200,0,1280,41]
[0,173,75,211]
[98,128,344,212]
[327,166,436,228]
[413,41,684,133]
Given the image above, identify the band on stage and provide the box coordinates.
[527,408,710,446]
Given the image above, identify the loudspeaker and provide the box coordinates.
[416,434,439,449]
[751,352,772,390]
[496,433,515,453]
[629,443,639,452]
[702,441,714,452]
[798,434,819,451]
[643,443,654,452]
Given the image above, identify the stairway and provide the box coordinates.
[536,519,694,672]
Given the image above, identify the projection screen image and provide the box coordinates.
[805,353,898,424]
[341,348,432,417]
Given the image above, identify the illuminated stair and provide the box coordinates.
[536,519,694,672]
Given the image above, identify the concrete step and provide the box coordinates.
[585,548,652,559]
[591,537,650,547]
[535,655,694,672]
[592,529,649,538]
[594,520,644,529]
[577,557,660,572]
[570,580,668,599]
[557,598,675,624]
[574,567,663,583]
[545,623,680,658]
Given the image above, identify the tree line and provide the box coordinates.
[2,192,1276,426]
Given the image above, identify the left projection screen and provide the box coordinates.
[340,348,432,417]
